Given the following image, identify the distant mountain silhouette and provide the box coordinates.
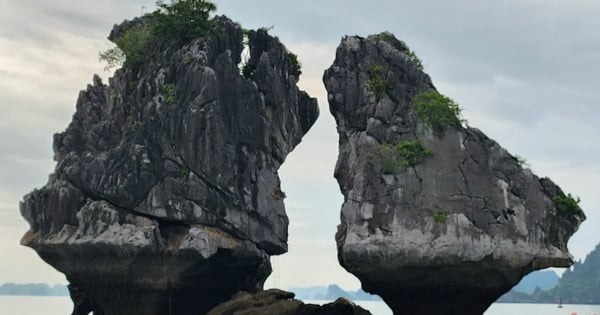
[289,284,382,301]
[287,286,329,300]
[499,242,600,304]
[548,243,600,304]
[512,270,559,294]
[0,283,68,296]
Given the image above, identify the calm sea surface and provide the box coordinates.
[1,296,599,315]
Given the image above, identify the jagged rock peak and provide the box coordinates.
[20,14,318,315]
[324,32,584,315]
[206,289,371,315]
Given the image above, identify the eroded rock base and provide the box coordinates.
[377,287,506,315]
[70,284,240,315]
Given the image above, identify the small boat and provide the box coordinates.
[558,297,563,308]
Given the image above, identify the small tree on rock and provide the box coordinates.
[100,0,217,71]
[153,0,217,44]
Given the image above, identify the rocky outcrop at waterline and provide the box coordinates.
[20,15,318,315]
[206,289,371,315]
[324,33,585,315]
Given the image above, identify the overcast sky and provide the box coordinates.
[0,0,599,292]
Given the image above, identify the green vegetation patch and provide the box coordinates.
[433,212,448,223]
[412,90,462,132]
[100,0,217,71]
[553,192,581,215]
[372,32,423,70]
[180,167,190,178]
[100,24,152,70]
[163,83,177,105]
[366,63,390,101]
[404,49,424,70]
[99,48,126,72]
[153,0,217,44]
[376,139,431,174]
[373,32,404,50]
[396,140,432,167]
[514,154,530,168]
[184,54,194,64]
[287,52,302,76]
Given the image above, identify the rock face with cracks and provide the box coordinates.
[20,16,318,315]
[324,33,585,315]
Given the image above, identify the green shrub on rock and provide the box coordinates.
[287,52,302,76]
[553,193,581,215]
[372,32,403,48]
[433,212,448,223]
[163,83,176,105]
[100,0,217,71]
[376,139,432,174]
[405,49,424,70]
[372,32,423,70]
[412,90,462,132]
[99,24,152,70]
[514,154,530,168]
[366,63,390,101]
[396,140,432,167]
[153,0,217,44]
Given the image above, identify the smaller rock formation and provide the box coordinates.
[324,33,585,315]
[206,289,371,315]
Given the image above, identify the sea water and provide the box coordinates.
[345,300,600,315]
[0,296,72,315]
[1,296,599,315]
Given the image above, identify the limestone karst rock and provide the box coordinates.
[323,33,585,315]
[20,15,318,315]
[206,289,371,315]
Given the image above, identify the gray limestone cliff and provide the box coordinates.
[20,16,318,315]
[323,33,585,315]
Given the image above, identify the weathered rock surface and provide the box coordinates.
[206,289,371,315]
[20,16,318,315]
[324,33,585,315]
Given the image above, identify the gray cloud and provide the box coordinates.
[0,0,151,45]
[216,0,600,128]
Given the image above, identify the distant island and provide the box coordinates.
[4,242,599,304]
[288,284,382,301]
[0,283,68,296]
[287,272,562,303]
[289,243,600,304]
[498,242,600,305]
[288,272,562,303]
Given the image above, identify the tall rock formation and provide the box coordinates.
[324,33,585,315]
[20,15,318,315]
